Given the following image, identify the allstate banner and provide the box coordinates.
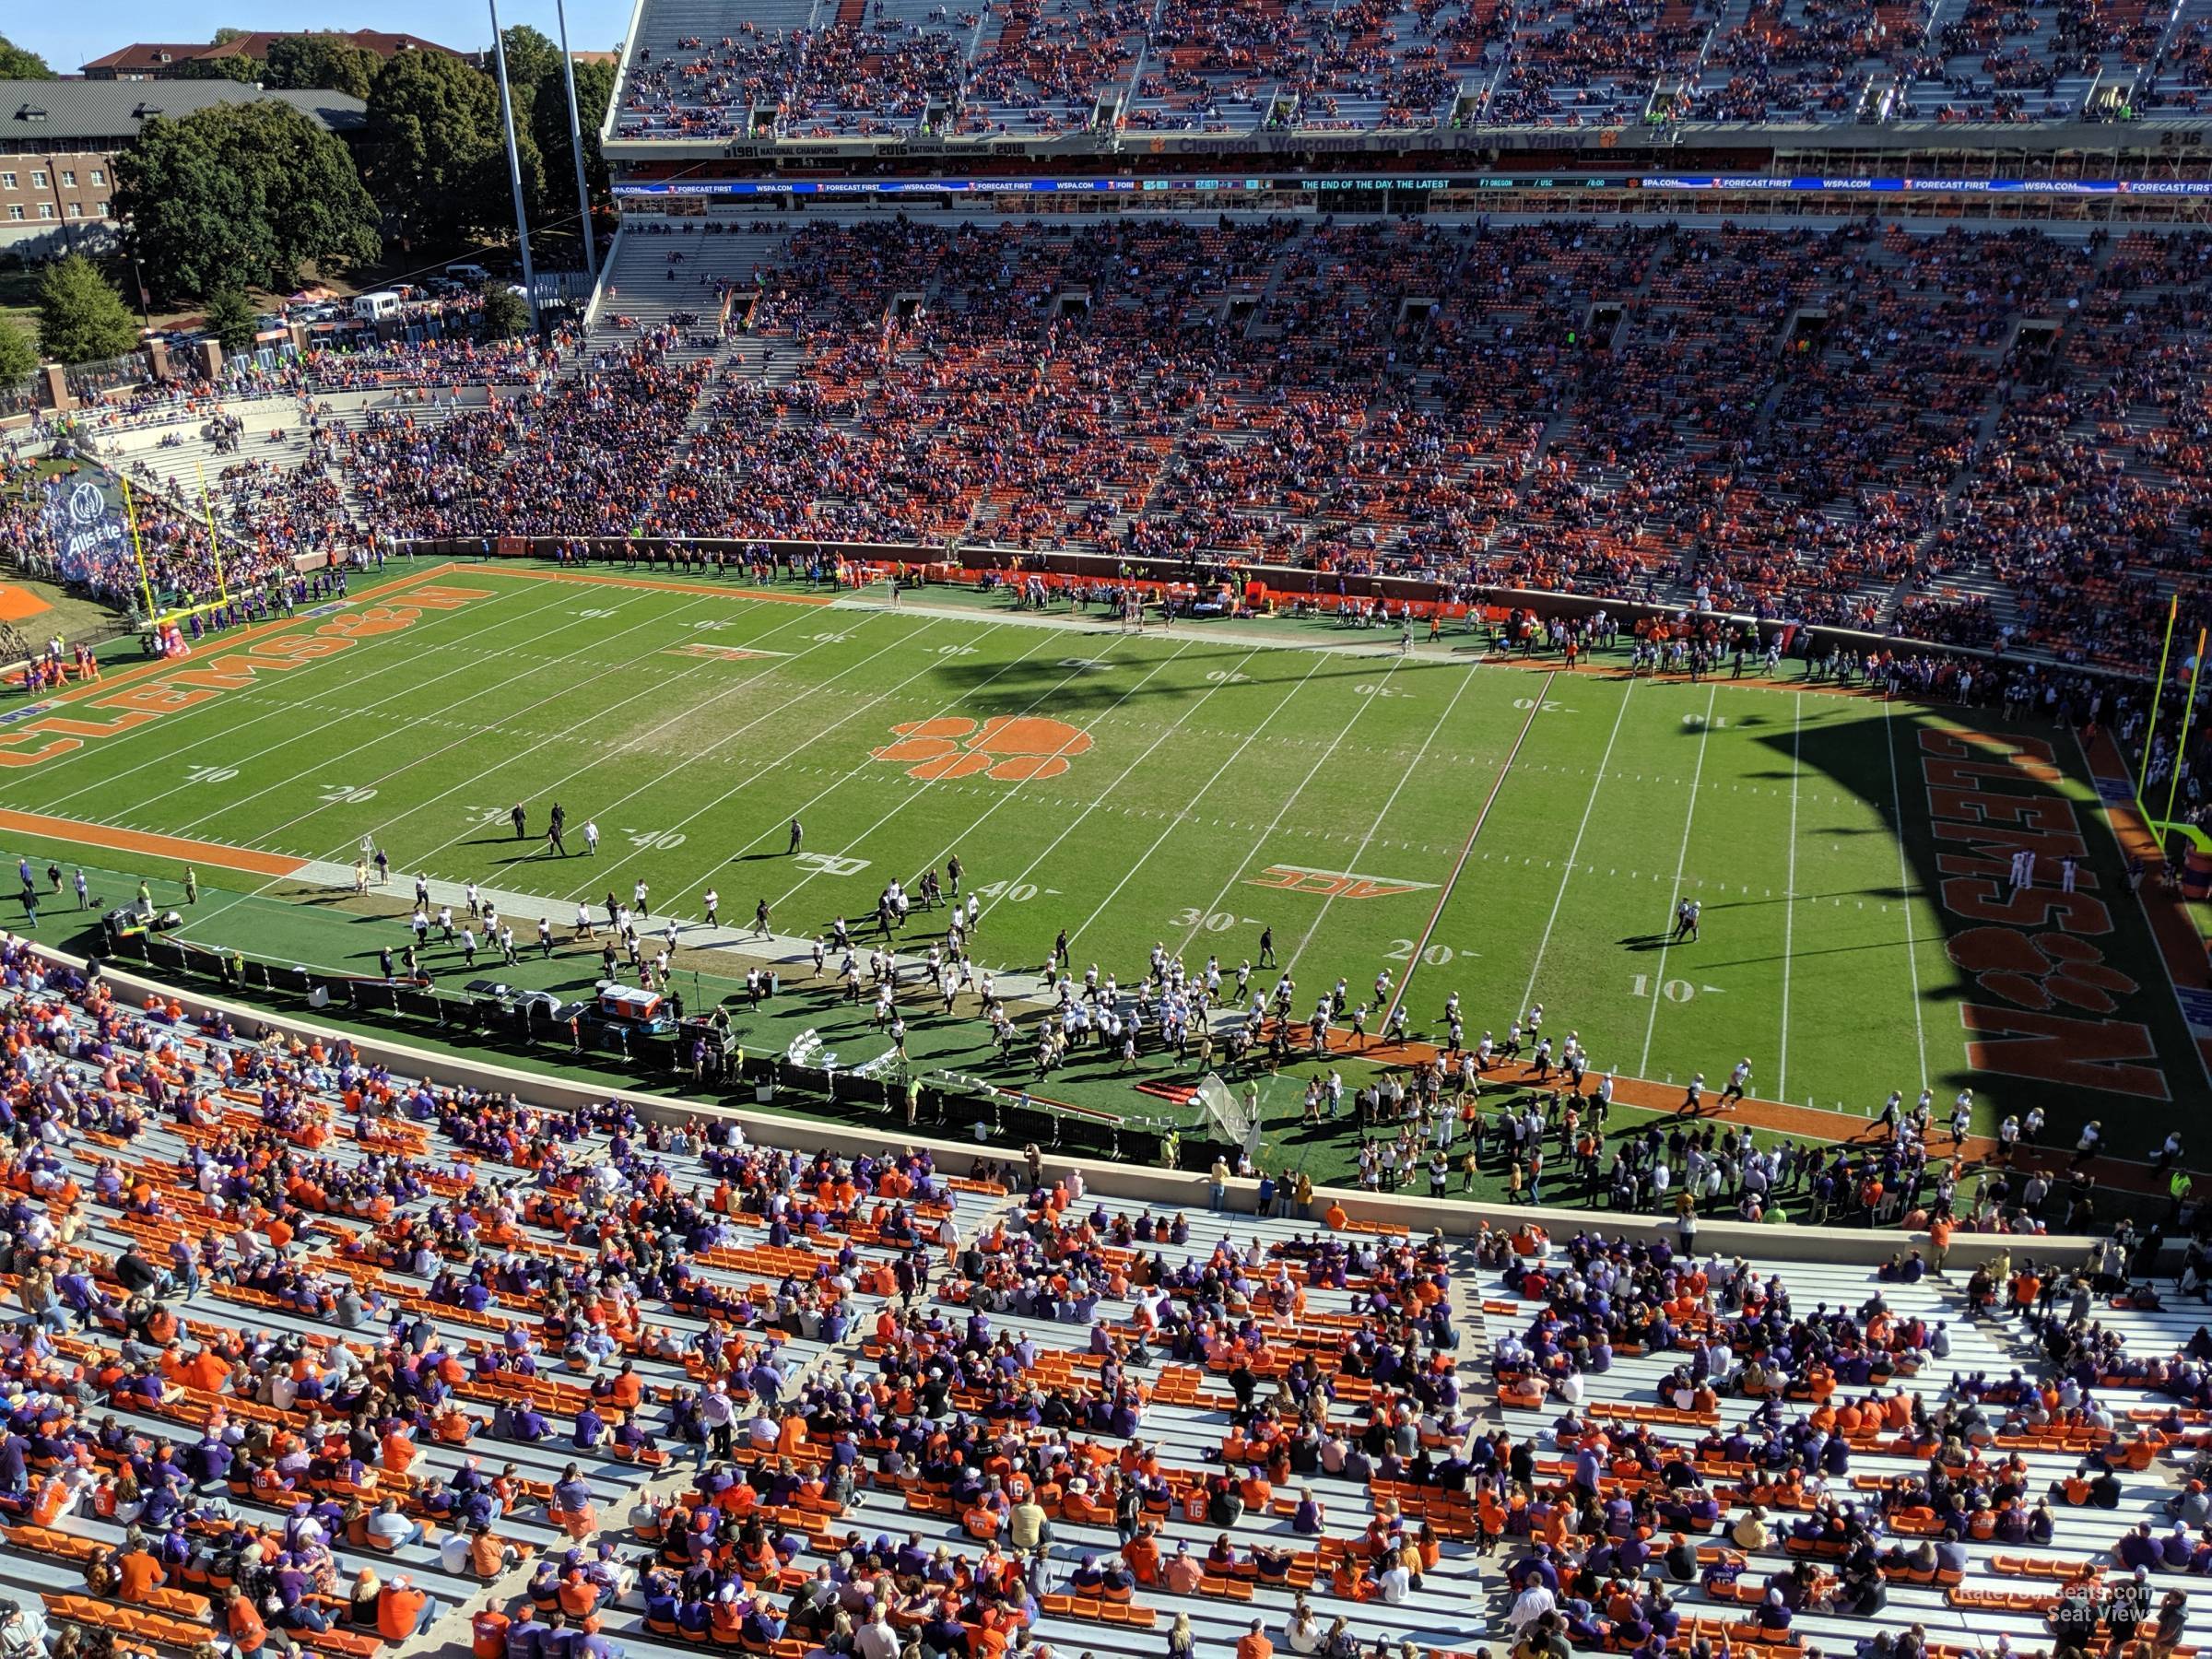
[45,477,127,583]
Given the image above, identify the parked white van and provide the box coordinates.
[352,290,405,323]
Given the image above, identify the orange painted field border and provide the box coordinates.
[2077,727,2212,1095]
[0,809,304,879]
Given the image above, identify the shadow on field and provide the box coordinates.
[924,651,1438,718]
[1756,705,2187,1143]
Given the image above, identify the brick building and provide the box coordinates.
[79,30,459,80]
[0,81,368,261]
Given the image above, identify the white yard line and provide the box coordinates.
[571,617,1012,912]
[1385,675,1552,1027]
[31,577,587,800]
[1637,684,1717,1077]
[868,641,1206,916]
[1068,652,1331,958]
[181,597,839,933]
[1282,661,1479,978]
[1884,698,1930,1090]
[41,582,603,819]
[924,641,1247,909]
[159,592,732,840]
[768,640,1173,915]
[1516,677,1634,1019]
[1781,691,1801,1101]
[1167,654,1405,964]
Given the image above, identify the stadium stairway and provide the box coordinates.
[593,224,797,361]
[82,392,500,546]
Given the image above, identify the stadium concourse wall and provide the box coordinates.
[412,534,2056,679]
[25,936,2072,1273]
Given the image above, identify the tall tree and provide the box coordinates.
[497,25,561,111]
[0,34,53,78]
[477,282,527,339]
[109,116,265,300]
[364,51,535,252]
[204,289,260,355]
[210,28,250,45]
[37,256,139,365]
[264,33,380,99]
[171,54,265,83]
[113,103,380,303]
[530,56,616,228]
[0,316,37,384]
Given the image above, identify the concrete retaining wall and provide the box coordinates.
[25,940,2087,1273]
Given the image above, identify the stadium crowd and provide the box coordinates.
[2,903,2212,1659]
[3,214,2206,680]
[608,0,2212,135]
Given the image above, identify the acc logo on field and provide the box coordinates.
[67,483,107,524]
[872,716,1093,782]
[1246,864,1439,900]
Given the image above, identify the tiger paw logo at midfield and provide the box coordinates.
[871,716,1094,782]
[1947,925,2139,1017]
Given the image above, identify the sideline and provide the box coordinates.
[15,803,2153,1186]
[12,933,2084,1273]
[446,562,835,606]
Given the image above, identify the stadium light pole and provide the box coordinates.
[555,0,601,285]
[488,0,541,335]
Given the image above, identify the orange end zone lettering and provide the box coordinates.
[1937,877,2112,936]
[0,739,81,767]
[96,685,220,715]
[1961,1004,2169,1100]
[1919,729,2057,765]
[167,653,309,691]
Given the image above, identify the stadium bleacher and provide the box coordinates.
[44,209,2206,665]
[0,928,2206,1659]
[602,0,2212,134]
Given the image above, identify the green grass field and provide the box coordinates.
[4,559,2200,1190]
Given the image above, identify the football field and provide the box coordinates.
[3,559,2200,1181]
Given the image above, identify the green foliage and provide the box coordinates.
[477,282,528,338]
[497,25,561,106]
[204,289,260,355]
[171,55,265,83]
[0,315,37,383]
[0,34,54,77]
[365,51,539,252]
[263,34,380,99]
[112,103,381,302]
[529,56,616,224]
[36,255,138,365]
[210,28,250,45]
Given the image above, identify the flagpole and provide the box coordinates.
[488,0,542,335]
[2138,594,2180,816]
[555,0,600,286]
[117,476,158,627]
[2160,628,2207,833]
[196,460,228,603]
